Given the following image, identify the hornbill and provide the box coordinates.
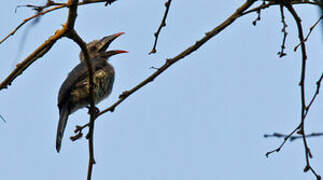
[56,32,127,152]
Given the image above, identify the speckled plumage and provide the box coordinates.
[56,32,126,152]
[57,57,115,113]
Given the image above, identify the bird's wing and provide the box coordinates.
[68,69,108,102]
[57,58,106,107]
[58,63,88,107]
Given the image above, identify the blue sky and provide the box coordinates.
[0,1,322,179]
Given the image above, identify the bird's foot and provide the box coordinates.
[86,106,100,115]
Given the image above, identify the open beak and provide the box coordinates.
[101,50,128,58]
[98,32,125,53]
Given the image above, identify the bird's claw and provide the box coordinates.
[86,106,100,115]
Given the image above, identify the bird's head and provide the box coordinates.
[80,32,127,61]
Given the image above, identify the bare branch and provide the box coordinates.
[265,125,301,157]
[264,132,323,141]
[295,15,323,51]
[0,0,117,45]
[0,29,64,90]
[149,0,173,55]
[242,0,323,16]
[266,1,321,179]
[277,5,288,57]
[305,73,323,117]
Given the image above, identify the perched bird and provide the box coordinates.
[56,32,127,152]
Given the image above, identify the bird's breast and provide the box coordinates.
[93,68,115,104]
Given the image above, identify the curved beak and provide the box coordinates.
[102,50,128,58]
[98,32,125,53]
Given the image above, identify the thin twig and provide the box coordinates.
[264,132,323,142]
[277,5,288,57]
[0,0,117,45]
[242,1,323,16]
[15,1,64,13]
[295,15,323,51]
[87,113,96,180]
[305,73,323,115]
[98,0,257,115]
[265,125,301,157]
[0,5,65,45]
[149,0,173,55]
[252,1,265,26]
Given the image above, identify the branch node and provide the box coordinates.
[304,165,310,172]
[297,129,304,135]
[70,132,83,141]
[150,66,161,70]
[119,90,130,99]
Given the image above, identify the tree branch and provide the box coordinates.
[70,0,257,136]
[62,1,97,179]
[295,15,323,51]
[0,0,117,45]
[277,5,288,57]
[242,0,323,16]
[0,26,64,90]
[264,132,323,141]
[149,0,173,55]
[265,2,321,179]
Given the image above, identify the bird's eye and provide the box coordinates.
[90,46,97,51]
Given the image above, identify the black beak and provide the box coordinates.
[98,32,125,53]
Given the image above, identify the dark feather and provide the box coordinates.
[57,57,108,108]
[56,103,69,152]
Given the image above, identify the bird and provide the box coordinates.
[56,32,127,152]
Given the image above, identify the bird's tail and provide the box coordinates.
[56,104,69,153]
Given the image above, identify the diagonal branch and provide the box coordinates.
[0,31,61,90]
[0,0,78,91]
[70,0,257,135]
[294,15,323,51]
[305,73,323,116]
[98,0,257,116]
[0,0,117,45]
